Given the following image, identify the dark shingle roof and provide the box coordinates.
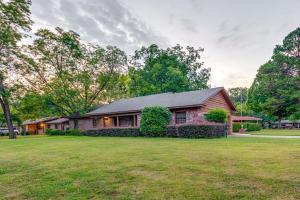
[22,117,58,125]
[46,118,69,124]
[86,87,229,116]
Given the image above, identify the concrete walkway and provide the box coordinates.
[231,133,300,139]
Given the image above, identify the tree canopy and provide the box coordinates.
[248,27,300,122]
[16,28,128,116]
[128,44,211,96]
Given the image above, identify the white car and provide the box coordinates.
[0,128,20,136]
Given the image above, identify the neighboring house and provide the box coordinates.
[22,117,58,134]
[272,120,300,129]
[70,87,236,134]
[232,116,262,123]
[45,118,70,131]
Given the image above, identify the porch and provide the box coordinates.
[92,114,139,129]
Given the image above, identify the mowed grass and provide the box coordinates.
[0,136,300,200]
[251,129,300,136]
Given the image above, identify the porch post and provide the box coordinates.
[117,116,119,127]
[133,115,136,127]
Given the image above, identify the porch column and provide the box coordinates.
[133,115,136,127]
[117,116,119,127]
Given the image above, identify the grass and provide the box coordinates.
[0,136,300,199]
[251,129,300,136]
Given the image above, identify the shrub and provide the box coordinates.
[46,129,65,136]
[84,128,141,137]
[140,106,171,136]
[84,125,226,138]
[20,131,30,136]
[65,129,82,136]
[205,108,228,123]
[176,125,226,138]
[232,122,262,132]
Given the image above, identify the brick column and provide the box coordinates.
[227,114,232,135]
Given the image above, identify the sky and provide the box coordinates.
[30,0,300,88]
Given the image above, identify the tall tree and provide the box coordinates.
[17,28,128,115]
[248,28,300,125]
[228,87,248,105]
[128,44,210,96]
[0,0,32,139]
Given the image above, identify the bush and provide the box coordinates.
[205,108,228,123]
[84,125,227,138]
[20,131,30,136]
[46,129,83,136]
[176,125,226,138]
[232,122,262,132]
[84,128,141,137]
[140,106,171,136]
[65,129,82,136]
[46,129,65,136]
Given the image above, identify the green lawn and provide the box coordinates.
[0,136,300,199]
[251,129,300,136]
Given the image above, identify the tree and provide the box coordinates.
[228,87,248,105]
[17,28,128,116]
[0,0,32,139]
[248,28,300,126]
[128,44,211,96]
[13,92,60,121]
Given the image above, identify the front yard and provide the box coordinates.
[0,136,300,199]
[251,129,300,136]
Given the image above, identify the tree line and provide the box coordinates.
[0,0,211,139]
[228,28,300,126]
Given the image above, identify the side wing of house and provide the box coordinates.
[200,91,234,113]
[200,90,235,134]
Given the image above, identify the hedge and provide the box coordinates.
[233,122,262,132]
[46,129,83,136]
[84,128,140,137]
[84,124,227,138]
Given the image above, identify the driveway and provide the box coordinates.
[231,133,300,139]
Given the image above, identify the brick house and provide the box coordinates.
[69,87,236,134]
[22,117,58,134]
[46,118,70,131]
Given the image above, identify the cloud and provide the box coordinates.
[30,0,168,53]
[216,21,244,46]
[181,18,198,33]
[221,73,253,88]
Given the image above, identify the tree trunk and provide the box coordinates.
[0,77,15,139]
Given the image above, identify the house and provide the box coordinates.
[272,120,300,129]
[22,117,58,134]
[232,116,262,123]
[45,118,70,131]
[70,87,236,134]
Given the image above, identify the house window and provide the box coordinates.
[175,112,186,124]
[55,124,58,129]
[92,118,97,128]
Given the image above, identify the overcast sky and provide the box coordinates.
[30,0,300,88]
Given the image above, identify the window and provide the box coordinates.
[175,112,186,124]
[92,118,97,128]
[54,124,58,129]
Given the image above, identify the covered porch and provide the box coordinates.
[92,114,139,129]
